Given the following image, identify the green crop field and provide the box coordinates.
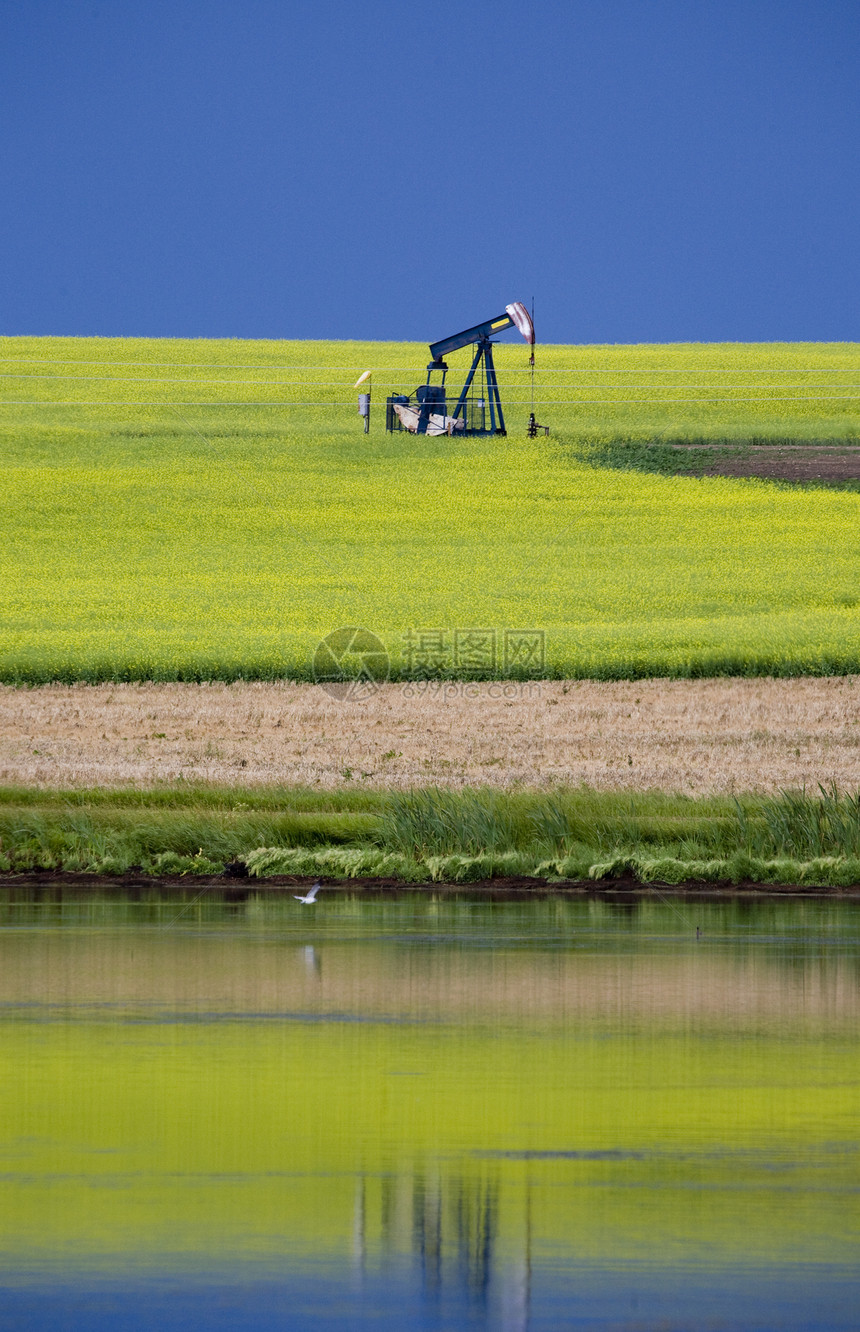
[1,334,859,684]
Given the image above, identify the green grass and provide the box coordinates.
[1,782,858,886]
[1,335,859,683]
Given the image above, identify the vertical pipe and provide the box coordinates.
[485,342,505,435]
[484,341,497,434]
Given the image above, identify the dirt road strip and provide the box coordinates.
[1,678,859,794]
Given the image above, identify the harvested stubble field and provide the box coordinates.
[2,335,859,684]
[2,676,859,795]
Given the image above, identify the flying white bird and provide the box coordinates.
[294,881,321,904]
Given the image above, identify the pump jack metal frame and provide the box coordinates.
[426,312,517,436]
[386,310,523,437]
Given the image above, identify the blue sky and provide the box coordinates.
[2,0,858,344]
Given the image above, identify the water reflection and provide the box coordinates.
[362,1165,519,1325]
[301,944,322,978]
[0,890,858,1329]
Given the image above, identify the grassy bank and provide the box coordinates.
[1,336,859,684]
[1,783,859,887]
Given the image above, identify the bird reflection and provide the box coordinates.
[300,944,321,977]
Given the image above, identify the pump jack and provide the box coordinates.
[386,302,534,437]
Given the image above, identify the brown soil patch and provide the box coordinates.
[2,676,859,794]
[694,444,860,483]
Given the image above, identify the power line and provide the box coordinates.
[0,373,366,386]
[0,356,859,373]
[0,400,349,407]
[0,357,395,370]
[512,395,860,404]
[0,358,430,370]
[3,373,860,389]
[439,384,860,391]
[3,394,860,407]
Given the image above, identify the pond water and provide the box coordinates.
[0,889,858,1330]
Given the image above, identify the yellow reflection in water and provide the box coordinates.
[0,910,858,1280]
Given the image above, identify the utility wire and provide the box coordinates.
[1,356,858,373]
[4,394,860,407]
[0,400,359,407]
[0,373,374,386]
[6,373,860,389]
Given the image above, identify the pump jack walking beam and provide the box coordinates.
[428,312,517,362]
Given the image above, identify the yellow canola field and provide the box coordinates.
[1,336,858,682]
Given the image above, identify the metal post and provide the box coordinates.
[484,341,505,436]
[355,372,372,433]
